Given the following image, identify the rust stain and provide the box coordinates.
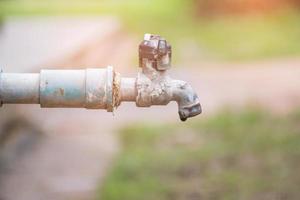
[59,88,64,96]
[54,88,65,96]
[113,72,121,109]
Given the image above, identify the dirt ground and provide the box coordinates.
[0,17,300,200]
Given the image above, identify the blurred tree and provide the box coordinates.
[194,0,300,17]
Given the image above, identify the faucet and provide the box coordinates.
[0,34,201,121]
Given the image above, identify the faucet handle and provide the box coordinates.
[139,34,172,71]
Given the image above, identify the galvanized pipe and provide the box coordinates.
[0,73,40,104]
[0,67,114,112]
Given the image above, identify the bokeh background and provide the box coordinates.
[0,0,300,199]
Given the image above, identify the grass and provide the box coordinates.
[99,108,300,200]
[1,0,300,61]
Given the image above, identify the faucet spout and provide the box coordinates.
[171,80,202,121]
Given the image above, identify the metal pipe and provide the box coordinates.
[0,73,39,104]
[120,77,136,102]
[0,34,202,121]
[0,67,114,111]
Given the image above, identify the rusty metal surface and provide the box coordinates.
[0,34,202,121]
[134,34,202,121]
[113,71,121,108]
[85,68,107,109]
[105,66,114,112]
[119,77,135,102]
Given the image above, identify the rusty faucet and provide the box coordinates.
[0,34,201,121]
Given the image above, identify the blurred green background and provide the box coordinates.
[1,0,300,199]
[1,0,300,61]
[100,108,300,200]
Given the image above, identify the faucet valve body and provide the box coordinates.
[136,34,202,121]
[0,34,201,121]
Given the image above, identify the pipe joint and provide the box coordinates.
[39,67,114,111]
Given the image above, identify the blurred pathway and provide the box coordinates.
[176,59,300,114]
[0,16,120,72]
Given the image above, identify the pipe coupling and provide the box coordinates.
[40,67,114,111]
